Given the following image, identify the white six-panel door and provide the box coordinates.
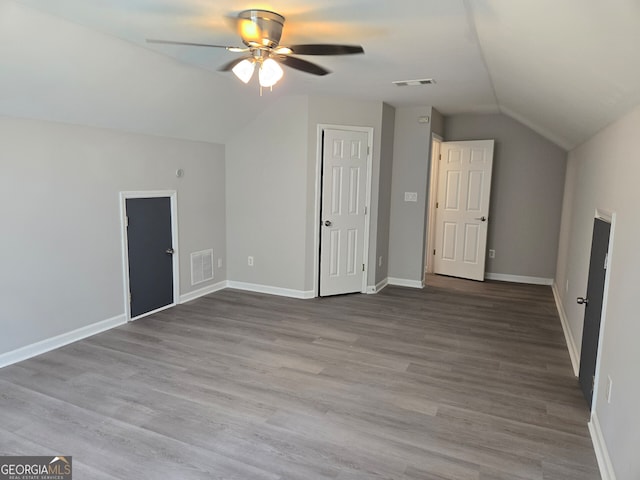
[320,129,369,296]
[433,140,494,281]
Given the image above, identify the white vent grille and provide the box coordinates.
[392,78,436,87]
[191,249,214,285]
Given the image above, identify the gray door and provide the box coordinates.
[578,218,611,407]
[126,197,174,318]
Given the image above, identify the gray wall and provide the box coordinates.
[555,104,640,480]
[307,96,387,289]
[226,95,310,293]
[431,108,445,138]
[388,106,434,282]
[445,113,567,279]
[226,95,389,294]
[0,116,226,355]
[375,103,396,285]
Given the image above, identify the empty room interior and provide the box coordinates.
[1,1,639,479]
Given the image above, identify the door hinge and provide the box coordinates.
[362,263,365,272]
[125,216,129,227]
[439,154,442,160]
[433,249,436,255]
[604,253,608,270]
[367,146,370,155]
[128,292,132,304]
[364,206,368,215]
[436,202,439,208]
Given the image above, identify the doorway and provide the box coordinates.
[432,140,494,281]
[314,125,373,297]
[425,134,442,279]
[578,215,613,407]
[120,191,179,320]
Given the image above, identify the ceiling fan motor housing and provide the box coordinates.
[238,10,285,48]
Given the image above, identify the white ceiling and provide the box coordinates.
[3,0,640,149]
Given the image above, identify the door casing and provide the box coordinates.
[119,190,180,321]
[425,133,443,279]
[313,124,373,297]
[584,209,616,412]
[433,140,494,281]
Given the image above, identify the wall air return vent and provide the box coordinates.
[392,78,436,87]
[191,249,214,285]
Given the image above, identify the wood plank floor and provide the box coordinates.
[0,275,600,479]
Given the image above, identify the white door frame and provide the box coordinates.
[119,190,180,321]
[425,133,443,280]
[313,124,374,297]
[589,208,616,414]
[432,140,494,281]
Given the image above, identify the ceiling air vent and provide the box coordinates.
[392,78,436,87]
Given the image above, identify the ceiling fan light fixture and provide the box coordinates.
[259,58,284,88]
[273,46,292,55]
[232,58,256,83]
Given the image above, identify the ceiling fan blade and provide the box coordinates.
[279,56,330,76]
[147,39,247,52]
[288,44,364,56]
[218,57,249,72]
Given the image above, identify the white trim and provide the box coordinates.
[0,314,127,369]
[130,302,175,321]
[119,190,180,321]
[552,281,580,376]
[313,124,374,297]
[228,281,315,299]
[484,273,553,285]
[590,211,616,414]
[425,134,442,278]
[595,208,613,223]
[388,277,424,289]
[180,280,228,303]
[377,277,389,292]
[589,412,617,480]
[366,277,389,294]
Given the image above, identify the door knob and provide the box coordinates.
[165,248,175,255]
[324,220,332,227]
[475,216,487,222]
[577,297,589,306]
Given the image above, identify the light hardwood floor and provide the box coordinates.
[0,275,600,479]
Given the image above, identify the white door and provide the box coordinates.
[320,129,369,296]
[433,140,494,281]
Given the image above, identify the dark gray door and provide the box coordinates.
[578,218,611,407]
[126,197,174,318]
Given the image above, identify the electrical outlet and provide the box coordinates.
[217,258,223,268]
[404,192,418,202]
[488,249,496,259]
[247,256,254,267]
[606,375,613,403]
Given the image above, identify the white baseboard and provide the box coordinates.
[0,314,127,369]
[227,281,315,299]
[179,280,228,303]
[589,412,617,480]
[367,277,389,294]
[387,277,424,289]
[552,281,580,376]
[484,273,553,285]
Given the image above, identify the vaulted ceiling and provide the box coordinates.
[2,0,640,149]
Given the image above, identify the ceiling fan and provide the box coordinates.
[147,9,364,90]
